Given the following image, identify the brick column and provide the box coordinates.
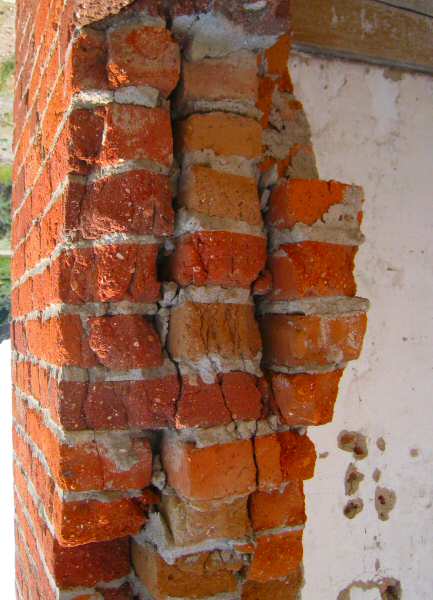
[12,2,367,599]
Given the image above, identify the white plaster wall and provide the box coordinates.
[289,54,433,599]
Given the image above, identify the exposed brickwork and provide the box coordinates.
[13,1,367,598]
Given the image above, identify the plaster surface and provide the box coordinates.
[290,53,433,599]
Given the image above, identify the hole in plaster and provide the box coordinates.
[372,468,381,483]
[410,447,419,457]
[338,430,368,460]
[375,487,396,521]
[343,498,363,519]
[345,463,364,496]
[337,578,402,600]
[376,437,386,452]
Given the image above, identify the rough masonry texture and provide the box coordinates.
[12,1,368,598]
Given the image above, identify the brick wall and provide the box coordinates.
[12,1,368,598]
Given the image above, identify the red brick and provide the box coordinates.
[71,29,108,92]
[269,179,358,229]
[250,481,306,531]
[55,494,148,547]
[179,164,262,225]
[177,112,262,159]
[80,170,174,239]
[269,370,343,426]
[25,315,97,367]
[108,24,180,96]
[88,315,163,370]
[260,312,367,368]
[220,372,263,421]
[162,436,257,501]
[172,232,266,288]
[58,244,161,304]
[13,433,148,546]
[13,392,153,491]
[268,242,357,300]
[176,375,231,428]
[248,531,303,583]
[14,467,131,588]
[101,104,173,166]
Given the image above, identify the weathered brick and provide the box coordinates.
[132,543,243,599]
[14,468,131,588]
[269,370,343,426]
[71,29,109,92]
[13,433,148,546]
[13,392,153,492]
[242,569,304,600]
[176,375,231,428]
[161,494,250,546]
[25,315,97,367]
[268,179,362,229]
[88,315,163,370]
[254,432,316,489]
[260,312,367,368]
[176,51,258,113]
[162,435,257,501]
[172,232,266,288]
[168,302,262,364]
[108,24,180,96]
[268,242,357,300]
[250,481,306,531]
[80,170,174,239]
[100,104,173,166]
[248,531,303,583]
[64,244,161,304]
[177,112,262,159]
[179,165,262,225]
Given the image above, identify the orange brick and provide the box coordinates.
[177,50,258,111]
[268,242,357,300]
[177,112,262,159]
[254,434,283,490]
[248,531,303,583]
[269,179,354,229]
[254,432,316,488]
[250,481,306,531]
[279,431,316,481]
[242,569,303,600]
[132,544,243,599]
[168,302,262,364]
[179,165,262,225]
[270,370,343,426]
[172,232,266,288]
[107,24,180,96]
[260,312,367,368]
[161,494,250,547]
[162,436,257,501]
